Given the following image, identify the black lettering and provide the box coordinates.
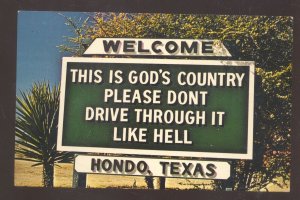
[125,160,135,172]
[193,163,205,177]
[202,41,213,53]
[138,41,150,53]
[113,159,124,172]
[102,159,112,171]
[137,161,148,173]
[206,163,217,177]
[182,162,192,175]
[152,41,162,53]
[181,41,198,53]
[123,40,135,52]
[103,40,120,52]
[170,162,180,175]
[160,161,169,174]
[91,158,101,171]
[165,41,178,54]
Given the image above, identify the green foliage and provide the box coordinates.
[59,13,292,191]
[57,13,94,56]
[15,82,73,187]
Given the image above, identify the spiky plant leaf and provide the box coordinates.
[15,82,73,187]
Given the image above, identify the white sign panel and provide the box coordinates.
[84,38,232,57]
[75,155,231,180]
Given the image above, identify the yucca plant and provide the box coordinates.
[15,82,73,187]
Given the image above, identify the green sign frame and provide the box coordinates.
[57,57,254,159]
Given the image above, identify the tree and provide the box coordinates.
[15,82,73,187]
[59,13,292,191]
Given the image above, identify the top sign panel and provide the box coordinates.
[57,57,254,159]
[84,38,232,57]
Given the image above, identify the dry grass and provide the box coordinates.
[14,160,212,189]
[14,160,289,191]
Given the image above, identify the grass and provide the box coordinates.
[14,160,212,189]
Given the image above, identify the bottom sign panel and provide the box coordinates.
[75,155,231,180]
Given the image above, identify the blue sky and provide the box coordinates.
[17,11,92,92]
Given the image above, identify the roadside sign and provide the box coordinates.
[84,38,232,57]
[75,155,231,180]
[57,57,254,159]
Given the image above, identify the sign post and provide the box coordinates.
[72,168,87,188]
[72,156,87,188]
